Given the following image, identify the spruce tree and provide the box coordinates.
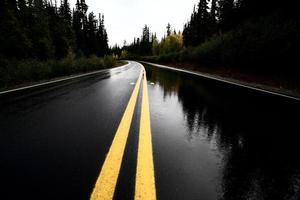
[218,0,234,31]
[210,0,218,23]
[30,0,54,59]
[0,0,31,58]
[209,0,218,35]
[196,0,210,44]
[87,12,95,55]
[60,0,72,24]
[166,23,171,36]
[73,0,88,56]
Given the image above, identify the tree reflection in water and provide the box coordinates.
[145,64,300,200]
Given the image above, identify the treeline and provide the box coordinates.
[0,0,109,60]
[120,25,155,57]
[180,0,300,77]
[116,23,184,59]
[125,0,300,84]
[0,0,118,89]
[182,0,298,48]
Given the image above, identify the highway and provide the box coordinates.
[1,61,300,200]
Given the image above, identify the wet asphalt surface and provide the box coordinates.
[0,62,141,200]
[145,64,300,200]
[1,61,300,200]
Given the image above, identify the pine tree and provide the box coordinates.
[60,0,72,24]
[73,0,88,56]
[95,14,108,56]
[183,1,211,47]
[60,0,75,53]
[29,0,54,59]
[209,0,218,35]
[0,0,31,58]
[101,14,109,55]
[218,0,234,31]
[141,25,151,55]
[47,1,72,59]
[210,0,218,23]
[0,0,109,60]
[196,0,210,44]
[86,12,97,55]
[166,23,171,36]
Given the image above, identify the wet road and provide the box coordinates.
[1,61,300,200]
[145,63,300,200]
[0,62,142,199]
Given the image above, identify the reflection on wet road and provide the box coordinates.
[1,61,299,200]
[145,64,300,200]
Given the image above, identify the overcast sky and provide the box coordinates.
[69,0,199,47]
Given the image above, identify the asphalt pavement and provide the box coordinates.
[0,61,142,200]
[1,61,300,200]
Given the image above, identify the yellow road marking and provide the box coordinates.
[90,69,143,200]
[135,69,157,200]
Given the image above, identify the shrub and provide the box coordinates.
[0,55,118,89]
[103,55,116,68]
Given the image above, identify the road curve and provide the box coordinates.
[1,61,299,200]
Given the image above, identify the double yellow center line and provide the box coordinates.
[90,66,156,200]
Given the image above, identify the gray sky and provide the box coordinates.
[69,0,199,47]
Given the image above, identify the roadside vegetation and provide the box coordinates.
[112,0,299,91]
[0,0,123,90]
[0,55,122,89]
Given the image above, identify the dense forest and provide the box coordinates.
[0,0,109,60]
[1,0,299,89]
[120,0,300,84]
[181,0,300,72]
[0,0,116,88]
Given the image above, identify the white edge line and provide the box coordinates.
[0,62,131,95]
[139,61,300,101]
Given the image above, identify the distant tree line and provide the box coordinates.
[116,23,185,58]
[119,25,155,57]
[0,0,109,61]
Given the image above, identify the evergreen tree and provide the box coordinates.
[86,12,97,55]
[0,0,109,60]
[209,0,218,35]
[141,25,151,55]
[218,0,234,31]
[60,0,72,24]
[73,0,88,56]
[210,0,218,24]
[183,0,210,46]
[30,0,54,59]
[99,14,109,56]
[123,25,153,56]
[166,23,171,36]
[0,0,31,58]
[72,1,108,56]
[196,0,210,43]
[47,1,72,59]
[60,0,75,53]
